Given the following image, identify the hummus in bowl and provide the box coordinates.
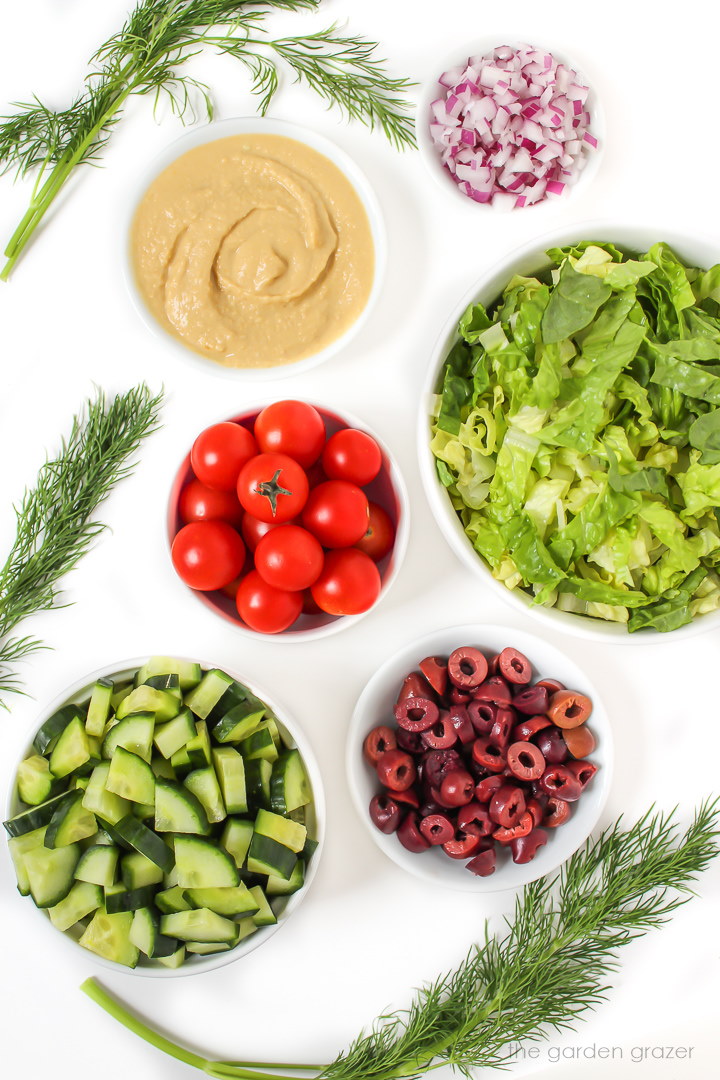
[127,118,385,377]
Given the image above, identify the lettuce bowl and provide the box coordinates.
[418,224,720,643]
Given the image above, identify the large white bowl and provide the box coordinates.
[347,624,612,892]
[418,223,720,644]
[124,116,386,380]
[4,657,325,977]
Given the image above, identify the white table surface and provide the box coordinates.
[1,2,718,1078]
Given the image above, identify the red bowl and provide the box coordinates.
[167,404,409,639]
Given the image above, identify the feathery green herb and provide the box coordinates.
[0,385,163,702]
[0,0,416,280]
[82,800,720,1079]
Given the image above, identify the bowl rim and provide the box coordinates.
[415,38,605,211]
[167,399,411,642]
[346,622,614,892]
[417,220,720,644]
[4,655,326,978]
[122,114,387,381]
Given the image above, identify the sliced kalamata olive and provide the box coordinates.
[423,749,462,789]
[487,654,501,675]
[447,645,488,689]
[525,796,546,828]
[563,724,596,758]
[471,737,506,773]
[565,759,597,791]
[539,764,583,802]
[447,704,475,745]
[439,769,475,807]
[396,671,436,705]
[394,696,439,733]
[544,796,571,827]
[535,726,568,764]
[369,793,401,834]
[442,823,485,859]
[489,707,516,749]
[449,685,472,704]
[535,678,566,693]
[395,726,425,754]
[474,774,505,803]
[386,786,420,809]
[506,741,545,782]
[419,799,443,818]
[457,801,494,835]
[397,812,430,853]
[489,782,526,828]
[419,813,455,846]
[419,655,448,696]
[363,725,397,765]
[376,749,416,791]
[429,784,457,810]
[512,715,552,741]
[511,828,548,864]
[547,689,592,729]
[498,647,532,685]
[467,699,497,735]
[466,846,496,877]
[493,810,533,843]
[421,711,458,750]
[512,684,549,716]
[472,675,512,706]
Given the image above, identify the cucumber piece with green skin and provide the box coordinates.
[157,944,186,968]
[246,834,297,881]
[270,749,312,815]
[302,836,319,862]
[101,712,155,763]
[80,910,139,968]
[136,657,202,691]
[16,754,55,806]
[49,715,91,778]
[48,880,103,931]
[110,682,134,712]
[236,916,259,943]
[44,790,98,848]
[132,801,156,821]
[24,842,80,907]
[266,859,305,896]
[111,815,174,873]
[75,844,119,887]
[151,755,178,781]
[184,766,226,824]
[206,680,252,724]
[155,886,191,914]
[244,758,272,810]
[130,907,179,958]
[185,721,212,769]
[186,884,259,917]
[117,685,181,723]
[8,826,48,895]
[86,678,114,738]
[143,673,181,698]
[212,701,265,744]
[121,850,165,889]
[248,884,277,927]
[160,907,239,944]
[153,708,197,760]
[254,808,306,853]
[184,669,234,720]
[106,746,156,805]
[174,835,239,889]
[220,818,254,868]
[212,747,247,814]
[32,704,83,755]
[185,940,233,955]
[3,791,75,838]
[105,882,158,913]
[238,724,278,763]
[82,762,132,825]
[154,779,211,835]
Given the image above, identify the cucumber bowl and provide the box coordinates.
[3,656,325,977]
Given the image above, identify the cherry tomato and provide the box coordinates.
[241,513,296,552]
[254,400,326,468]
[311,548,381,615]
[178,478,244,527]
[355,502,395,561]
[190,423,257,492]
[321,428,382,486]
[302,480,369,548]
[171,521,245,591]
[254,525,324,592]
[236,570,303,634]
[237,453,309,524]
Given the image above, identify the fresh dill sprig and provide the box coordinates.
[82,800,720,1080]
[0,385,163,703]
[0,0,416,280]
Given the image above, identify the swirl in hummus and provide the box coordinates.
[130,134,375,369]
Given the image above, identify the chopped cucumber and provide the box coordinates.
[266,860,305,896]
[155,886,191,914]
[81,762,131,825]
[185,721,212,769]
[238,724,278,763]
[116,685,181,723]
[212,700,265,744]
[44,790,97,848]
[130,907,179,958]
[75,844,119,887]
[106,746,156,805]
[184,669,235,719]
[49,715,91,778]
[105,883,158,913]
[157,944,186,968]
[247,834,298,881]
[17,754,55,806]
[184,766,226,824]
[212,747,247,814]
[102,712,155,763]
[186,884,259,917]
[136,657,202,691]
[220,818,254,868]
[270,749,312,814]
[155,779,211,835]
[3,791,75,838]
[80,910,139,968]
[112,816,174,873]
[254,808,306,853]
[24,843,80,907]
[86,678,114,737]
[33,704,83,755]
[8,826,48,895]
[248,884,277,927]
[244,758,272,810]
[160,908,239,944]
[153,708,196,759]
[121,850,165,889]
[174,836,239,889]
[48,881,103,931]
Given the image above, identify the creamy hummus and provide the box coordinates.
[130,133,375,368]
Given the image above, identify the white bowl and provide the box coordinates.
[418,222,720,644]
[4,657,325,977]
[347,624,612,892]
[124,116,386,380]
[416,41,604,211]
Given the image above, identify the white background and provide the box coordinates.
[1,1,719,1078]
